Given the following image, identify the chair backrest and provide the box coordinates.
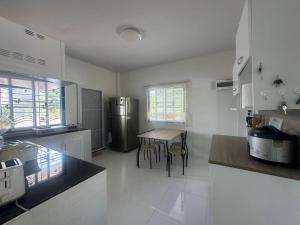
[180,131,188,150]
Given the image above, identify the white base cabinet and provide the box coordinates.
[209,164,300,225]
[4,171,107,225]
[27,129,92,162]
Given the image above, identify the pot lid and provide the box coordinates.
[248,125,297,141]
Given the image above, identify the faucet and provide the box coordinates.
[279,101,288,115]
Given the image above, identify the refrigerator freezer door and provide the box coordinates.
[109,97,126,116]
[125,97,132,117]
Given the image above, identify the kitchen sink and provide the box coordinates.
[32,126,69,136]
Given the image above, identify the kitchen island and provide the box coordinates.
[0,143,106,225]
[209,135,300,225]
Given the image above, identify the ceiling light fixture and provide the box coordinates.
[117,26,144,42]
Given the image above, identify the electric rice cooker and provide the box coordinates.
[248,125,297,164]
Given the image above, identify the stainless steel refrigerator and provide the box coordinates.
[108,97,139,152]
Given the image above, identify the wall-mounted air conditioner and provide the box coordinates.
[215,79,233,90]
[0,17,65,80]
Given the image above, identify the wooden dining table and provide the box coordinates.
[136,128,184,170]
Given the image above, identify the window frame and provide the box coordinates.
[146,81,189,123]
[0,77,65,130]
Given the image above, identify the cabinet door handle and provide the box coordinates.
[237,56,244,65]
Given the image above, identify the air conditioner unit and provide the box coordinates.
[215,79,233,90]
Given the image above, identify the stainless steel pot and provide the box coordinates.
[248,126,297,164]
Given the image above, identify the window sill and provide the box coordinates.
[147,120,186,124]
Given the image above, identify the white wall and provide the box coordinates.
[65,56,116,97]
[120,51,236,158]
[64,56,116,146]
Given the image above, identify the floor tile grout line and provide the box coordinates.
[149,208,183,225]
[144,207,157,225]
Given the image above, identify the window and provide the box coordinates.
[146,82,187,123]
[0,77,64,129]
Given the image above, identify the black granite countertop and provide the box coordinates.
[209,135,300,181]
[3,128,90,142]
[0,145,105,224]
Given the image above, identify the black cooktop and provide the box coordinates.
[0,148,105,224]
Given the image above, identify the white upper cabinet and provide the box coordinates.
[233,0,251,96]
[235,0,251,77]
[234,0,300,110]
[251,0,300,110]
[0,17,65,80]
[232,62,240,96]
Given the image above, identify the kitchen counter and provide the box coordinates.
[0,144,105,224]
[3,128,89,142]
[209,135,300,181]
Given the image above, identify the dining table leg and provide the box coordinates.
[165,140,168,171]
[136,138,142,168]
[165,140,171,177]
[158,144,161,162]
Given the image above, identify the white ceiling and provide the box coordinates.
[0,0,244,72]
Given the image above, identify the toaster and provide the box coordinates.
[248,126,297,164]
[0,158,25,207]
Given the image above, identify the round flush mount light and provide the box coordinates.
[117,26,144,42]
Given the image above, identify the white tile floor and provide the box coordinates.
[93,149,210,225]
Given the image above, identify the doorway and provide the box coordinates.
[81,88,104,152]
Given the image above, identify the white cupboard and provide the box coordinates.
[3,213,32,225]
[0,17,65,80]
[4,171,107,225]
[27,129,92,162]
[233,0,251,96]
[251,0,300,110]
[232,63,239,96]
[235,0,251,74]
[234,0,300,110]
[210,164,300,225]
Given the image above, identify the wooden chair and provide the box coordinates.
[167,131,189,176]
